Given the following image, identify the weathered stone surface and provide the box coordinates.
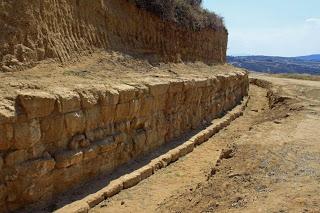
[85,106,102,130]
[95,137,116,153]
[5,150,29,166]
[104,180,123,197]
[65,111,86,135]
[146,81,169,97]
[115,102,130,120]
[77,89,99,109]
[14,119,41,149]
[113,84,137,103]
[0,99,16,124]
[0,184,7,202]
[69,134,86,150]
[18,90,56,118]
[54,200,89,213]
[84,191,104,208]
[0,155,3,170]
[54,150,83,168]
[83,145,99,161]
[122,171,141,189]
[0,123,13,150]
[137,165,153,180]
[54,88,81,113]
[40,115,64,143]
[102,88,119,106]
[101,105,116,123]
[17,157,55,177]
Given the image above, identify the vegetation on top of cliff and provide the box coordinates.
[131,0,226,31]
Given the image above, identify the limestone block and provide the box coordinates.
[54,88,81,113]
[0,101,16,124]
[84,191,104,208]
[154,94,167,111]
[158,153,172,167]
[77,89,99,109]
[85,106,102,130]
[101,105,116,123]
[101,88,119,106]
[83,145,99,161]
[137,165,153,180]
[54,150,83,168]
[168,80,184,94]
[0,155,3,170]
[133,131,147,154]
[0,123,13,150]
[65,111,86,135]
[54,200,89,213]
[103,180,123,197]
[40,115,64,143]
[113,84,137,103]
[69,134,87,150]
[122,171,141,189]
[115,102,130,121]
[0,184,7,202]
[146,81,169,96]
[16,157,55,178]
[5,150,29,166]
[18,90,56,119]
[14,119,41,149]
[139,97,154,116]
[95,137,116,153]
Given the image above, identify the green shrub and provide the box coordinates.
[131,0,225,31]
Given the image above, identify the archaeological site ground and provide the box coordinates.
[0,1,319,213]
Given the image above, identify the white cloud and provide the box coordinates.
[305,18,320,23]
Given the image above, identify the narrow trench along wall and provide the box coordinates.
[0,0,228,72]
[0,72,248,212]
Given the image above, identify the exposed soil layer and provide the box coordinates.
[91,75,320,213]
[0,0,227,72]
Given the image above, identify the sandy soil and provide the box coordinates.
[90,74,320,213]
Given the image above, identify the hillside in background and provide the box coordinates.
[228,55,320,75]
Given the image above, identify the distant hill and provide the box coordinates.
[228,55,320,75]
[295,54,320,62]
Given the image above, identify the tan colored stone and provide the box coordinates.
[0,123,13,150]
[101,105,116,123]
[14,119,41,149]
[95,137,116,153]
[137,165,153,180]
[65,111,86,135]
[103,179,123,198]
[18,90,56,118]
[0,155,3,170]
[55,150,83,168]
[69,134,86,150]
[113,84,137,103]
[83,145,99,161]
[17,157,55,178]
[5,150,29,166]
[40,115,64,143]
[54,88,81,113]
[0,99,17,124]
[114,133,127,144]
[0,184,7,202]
[77,89,99,109]
[101,88,119,106]
[84,191,104,208]
[85,106,101,130]
[146,81,169,96]
[122,171,141,189]
[115,102,130,121]
[133,131,147,154]
[169,80,184,94]
[54,200,89,213]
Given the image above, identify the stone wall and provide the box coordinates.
[0,0,228,72]
[0,72,248,211]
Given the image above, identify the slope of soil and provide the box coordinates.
[91,75,320,212]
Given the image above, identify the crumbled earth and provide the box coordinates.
[91,74,320,213]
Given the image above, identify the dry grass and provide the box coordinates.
[131,0,225,31]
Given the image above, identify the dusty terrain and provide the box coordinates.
[90,74,320,213]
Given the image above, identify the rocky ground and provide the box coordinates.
[90,74,320,213]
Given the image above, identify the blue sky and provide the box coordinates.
[203,0,320,56]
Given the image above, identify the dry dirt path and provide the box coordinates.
[91,75,320,213]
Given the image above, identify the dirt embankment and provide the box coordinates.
[0,0,227,72]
